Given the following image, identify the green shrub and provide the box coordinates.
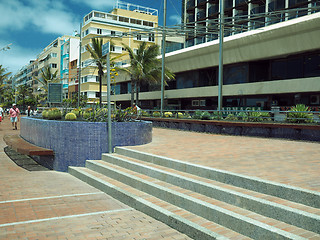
[65,112,77,121]
[141,111,150,117]
[201,111,211,120]
[211,111,223,120]
[71,109,80,117]
[192,110,202,119]
[153,111,161,118]
[247,111,263,122]
[286,104,313,123]
[42,110,49,119]
[225,113,237,121]
[237,112,248,121]
[83,111,93,119]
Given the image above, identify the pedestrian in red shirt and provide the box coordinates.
[9,104,20,130]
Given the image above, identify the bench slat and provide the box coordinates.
[3,134,54,156]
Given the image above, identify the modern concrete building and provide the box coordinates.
[110,1,320,110]
[80,1,159,103]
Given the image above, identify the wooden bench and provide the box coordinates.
[3,134,54,156]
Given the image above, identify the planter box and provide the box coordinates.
[20,118,152,172]
[143,117,320,142]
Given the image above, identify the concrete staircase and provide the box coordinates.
[69,147,320,240]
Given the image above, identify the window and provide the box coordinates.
[304,53,320,78]
[224,64,249,85]
[51,53,57,58]
[119,16,129,22]
[97,28,102,34]
[192,100,199,106]
[200,100,206,106]
[51,63,57,68]
[130,18,141,25]
[96,76,99,82]
[111,31,116,36]
[136,35,142,40]
[85,29,89,35]
[143,21,153,27]
[271,59,287,80]
[94,12,105,18]
[95,92,100,98]
[148,33,155,42]
[110,46,115,52]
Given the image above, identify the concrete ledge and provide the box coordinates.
[68,166,225,240]
[115,147,320,209]
[3,134,54,156]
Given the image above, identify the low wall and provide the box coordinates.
[143,117,320,142]
[20,118,152,172]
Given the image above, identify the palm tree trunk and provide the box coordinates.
[99,72,102,108]
[135,82,139,106]
[130,80,135,106]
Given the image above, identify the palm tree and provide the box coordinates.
[86,38,105,107]
[36,66,59,93]
[16,85,33,110]
[0,65,11,101]
[122,42,175,106]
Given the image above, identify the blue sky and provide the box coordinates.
[0,0,182,76]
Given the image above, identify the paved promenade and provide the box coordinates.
[129,128,320,192]
[0,119,191,240]
[0,117,319,239]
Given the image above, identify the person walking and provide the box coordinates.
[9,104,20,130]
[26,105,33,116]
[0,105,4,123]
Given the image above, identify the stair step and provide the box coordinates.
[115,147,320,209]
[84,160,315,239]
[101,153,320,234]
[69,166,234,240]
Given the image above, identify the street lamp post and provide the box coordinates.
[218,0,224,112]
[160,0,167,116]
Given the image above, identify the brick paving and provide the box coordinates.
[128,127,320,192]
[0,118,191,240]
[1,118,320,239]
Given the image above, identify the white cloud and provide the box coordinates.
[0,0,79,35]
[169,15,181,25]
[0,41,41,75]
[71,0,115,9]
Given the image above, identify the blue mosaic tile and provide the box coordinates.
[20,117,152,172]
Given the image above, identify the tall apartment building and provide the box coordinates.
[80,1,159,103]
[12,35,80,103]
[60,36,80,99]
[110,1,320,110]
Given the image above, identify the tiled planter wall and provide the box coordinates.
[20,118,152,172]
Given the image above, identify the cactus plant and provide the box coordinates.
[153,111,161,117]
[65,112,77,121]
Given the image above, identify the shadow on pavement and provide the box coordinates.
[4,146,51,171]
